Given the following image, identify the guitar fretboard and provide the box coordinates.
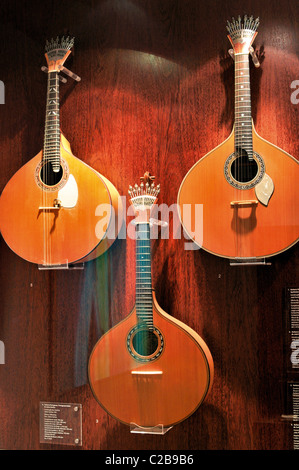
[135,223,153,327]
[43,71,61,171]
[234,53,253,160]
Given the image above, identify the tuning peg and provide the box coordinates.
[249,47,260,67]
[57,65,81,82]
[228,49,235,61]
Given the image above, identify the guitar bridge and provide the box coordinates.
[39,198,62,210]
[230,199,258,208]
[131,370,163,375]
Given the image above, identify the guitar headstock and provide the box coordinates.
[45,36,75,72]
[226,15,259,54]
[128,172,160,223]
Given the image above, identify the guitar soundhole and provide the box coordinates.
[127,325,164,362]
[40,162,63,186]
[231,154,258,183]
[224,151,265,190]
[132,329,159,357]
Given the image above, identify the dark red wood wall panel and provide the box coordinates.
[0,0,298,450]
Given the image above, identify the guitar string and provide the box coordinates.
[234,51,253,257]
[136,222,153,329]
[44,70,60,266]
[235,53,244,256]
[234,53,241,256]
[43,70,50,267]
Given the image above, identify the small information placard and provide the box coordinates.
[40,402,82,446]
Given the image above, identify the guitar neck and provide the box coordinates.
[234,53,253,160]
[135,222,154,327]
[43,71,61,171]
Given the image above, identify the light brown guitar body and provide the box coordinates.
[88,292,213,428]
[0,134,122,265]
[178,124,299,259]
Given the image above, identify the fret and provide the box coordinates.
[44,141,60,146]
[43,154,60,159]
[44,141,60,145]
[135,305,153,308]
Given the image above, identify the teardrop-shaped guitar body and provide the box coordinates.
[178,123,299,260]
[178,17,299,260]
[88,293,213,428]
[0,134,123,265]
[0,37,123,266]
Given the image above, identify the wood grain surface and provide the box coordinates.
[0,0,298,450]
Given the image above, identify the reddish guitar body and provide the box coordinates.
[89,173,213,428]
[178,124,299,259]
[0,134,122,265]
[0,36,122,266]
[178,16,299,260]
[89,292,213,428]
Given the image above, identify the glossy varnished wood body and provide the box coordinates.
[0,0,298,451]
[0,134,122,265]
[89,292,213,428]
[178,123,299,259]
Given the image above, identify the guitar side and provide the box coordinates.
[177,123,299,259]
[88,292,213,428]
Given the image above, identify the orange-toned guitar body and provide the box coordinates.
[0,134,122,265]
[178,124,299,259]
[88,292,214,428]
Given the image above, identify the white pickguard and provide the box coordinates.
[58,174,78,208]
[255,173,274,206]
